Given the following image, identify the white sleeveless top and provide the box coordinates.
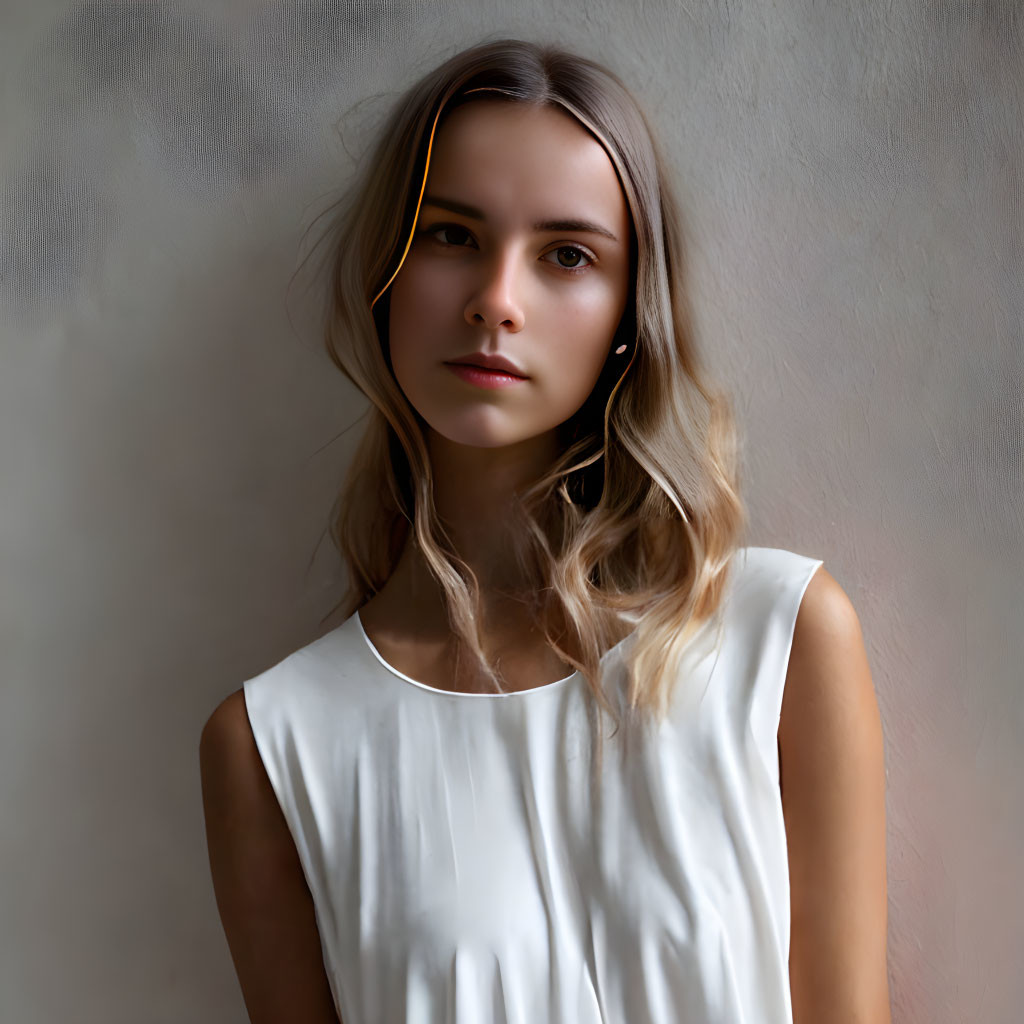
[243,544,823,1024]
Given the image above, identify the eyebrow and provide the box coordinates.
[421,194,620,243]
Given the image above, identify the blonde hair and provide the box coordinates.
[304,37,748,779]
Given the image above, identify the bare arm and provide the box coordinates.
[779,567,893,1024]
[199,689,343,1024]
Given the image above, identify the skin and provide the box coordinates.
[200,98,891,1022]
[780,567,893,1022]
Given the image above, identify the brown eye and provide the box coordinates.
[422,223,474,247]
[544,245,595,273]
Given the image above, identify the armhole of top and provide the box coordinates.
[749,550,825,787]
[241,676,285,820]
[240,675,320,911]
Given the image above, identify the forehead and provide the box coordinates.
[424,100,629,231]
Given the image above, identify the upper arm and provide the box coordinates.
[778,566,892,1024]
[199,689,342,1024]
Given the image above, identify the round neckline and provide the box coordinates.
[354,609,592,698]
[350,547,751,698]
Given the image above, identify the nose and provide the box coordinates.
[463,248,526,332]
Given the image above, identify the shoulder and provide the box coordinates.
[794,562,859,636]
[199,688,305,927]
[199,688,286,848]
[200,688,254,767]
[782,565,875,723]
[779,565,879,768]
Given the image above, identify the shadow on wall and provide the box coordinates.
[0,0,415,312]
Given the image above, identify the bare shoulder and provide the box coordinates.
[200,688,253,767]
[779,563,882,791]
[199,688,278,845]
[792,564,862,653]
[778,565,893,1022]
[779,566,882,760]
[199,688,342,1022]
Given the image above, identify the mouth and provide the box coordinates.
[444,362,530,389]
[443,351,529,378]
[445,361,528,378]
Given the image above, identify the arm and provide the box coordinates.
[778,567,893,1024]
[199,689,343,1024]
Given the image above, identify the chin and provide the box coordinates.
[442,423,566,453]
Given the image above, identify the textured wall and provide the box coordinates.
[1,1,1020,1021]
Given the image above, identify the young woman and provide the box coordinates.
[200,38,891,1024]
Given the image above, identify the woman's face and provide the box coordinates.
[386,99,632,451]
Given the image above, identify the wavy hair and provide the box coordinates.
[303,37,748,779]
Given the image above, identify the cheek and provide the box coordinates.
[387,264,452,366]
[547,293,622,372]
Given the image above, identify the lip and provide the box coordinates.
[444,352,528,378]
[445,363,528,390]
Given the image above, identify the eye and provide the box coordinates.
[542,244,596,274]
[419,222,476,247]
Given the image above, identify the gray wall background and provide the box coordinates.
[2,1,1020,1021]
